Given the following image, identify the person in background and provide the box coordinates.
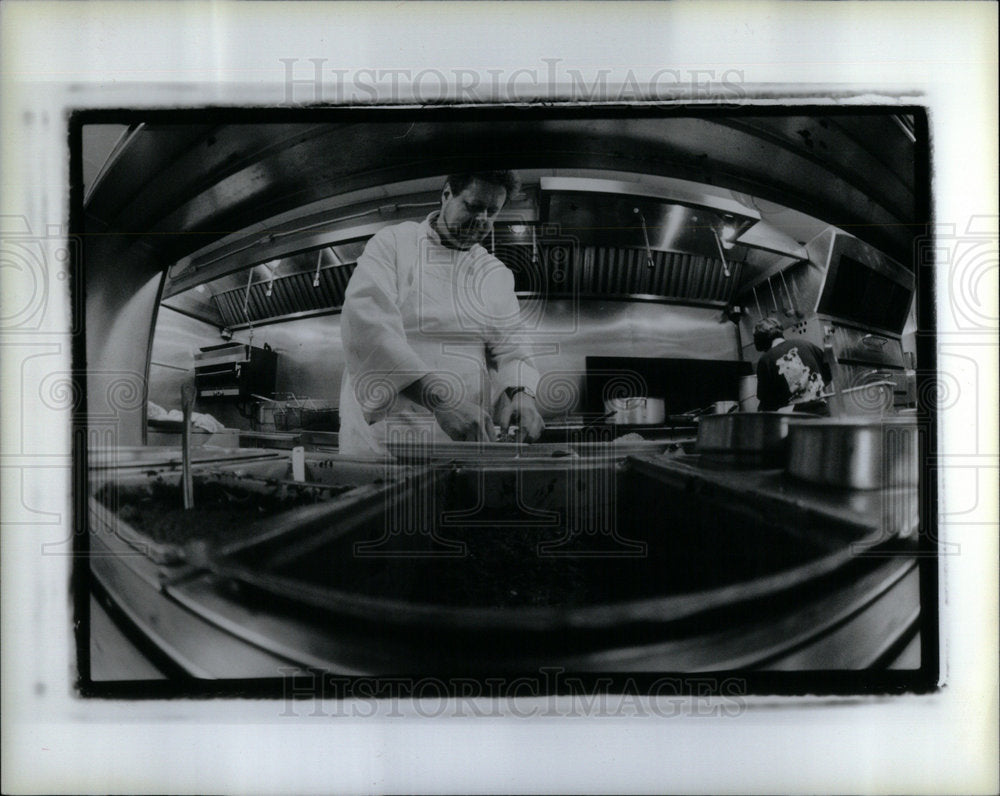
[338,170,544,456]
[753,317,832,414]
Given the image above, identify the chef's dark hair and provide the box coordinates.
[445,171,520,200]
[753,317,785,351]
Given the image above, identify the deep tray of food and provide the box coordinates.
[93,476,357,548]
[215,462,843,612]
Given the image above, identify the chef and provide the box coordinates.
[753,317,832,414]
[338,170,545,455]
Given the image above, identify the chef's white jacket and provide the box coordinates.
[339,213,541,455]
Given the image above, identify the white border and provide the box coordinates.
[2,2,997,794]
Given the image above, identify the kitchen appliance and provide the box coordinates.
[254,395,340,432]
[816,323,914,410]
[834,381,896,417]
[194,342,278,403]
[815,234,914,335]
[765,230,917,410]
[273,400,339,432]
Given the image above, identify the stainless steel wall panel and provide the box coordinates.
[152,298,738,419]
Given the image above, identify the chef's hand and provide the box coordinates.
[497,393,545,443]
[433,400,497,442]
[402,374,497,442]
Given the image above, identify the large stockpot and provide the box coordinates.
[786,417,919,490]
[695,412,817,460]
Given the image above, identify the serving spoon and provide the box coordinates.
[181,383,197,509]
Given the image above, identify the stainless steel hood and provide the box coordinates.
[159,176,812,329]
[540,176,760,260]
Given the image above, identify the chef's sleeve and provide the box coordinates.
[482,260,541,396]
[341,229,432,416]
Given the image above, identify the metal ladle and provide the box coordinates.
[633,208,656,269]
[181,383,197,509]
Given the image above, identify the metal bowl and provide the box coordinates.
[786,417,918,489]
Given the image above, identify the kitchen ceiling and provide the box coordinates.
[84,111,922,276]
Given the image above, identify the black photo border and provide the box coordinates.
[68,103,937,701]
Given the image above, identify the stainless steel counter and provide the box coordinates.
[630,449,920,542]
[87,444,922,677]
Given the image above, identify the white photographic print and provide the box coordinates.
[1,2,996,795]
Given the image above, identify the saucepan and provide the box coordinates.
[602,396,666,425]
[695,411,819,461]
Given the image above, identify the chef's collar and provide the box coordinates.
[425,211,473,252]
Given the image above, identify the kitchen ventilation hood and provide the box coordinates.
[540,177,761,260]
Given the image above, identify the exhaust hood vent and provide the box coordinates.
[495,242,740,304]
[585,247,738,302]
[169,206,748,330]
[198,244,739,328]
[211,264,356,327]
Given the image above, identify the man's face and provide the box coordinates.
[438,179,507,249]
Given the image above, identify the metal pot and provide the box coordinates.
[786,417,918,489]
[695,412,818,459]
[603,396,666,425]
